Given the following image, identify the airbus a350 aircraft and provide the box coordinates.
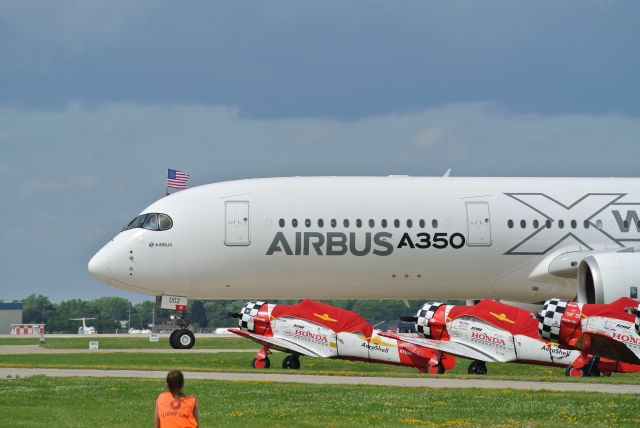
[89,176,640,343]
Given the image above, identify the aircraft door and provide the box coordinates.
[465,202,492,246]
[225,201,250,246]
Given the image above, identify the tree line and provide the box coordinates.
[13,295,455,333]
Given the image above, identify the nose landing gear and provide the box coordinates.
[156,295,196,350]
[168,309,196,349]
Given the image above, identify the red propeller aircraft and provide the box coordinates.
[382,299,640,377]
[228,299,455,373]
[536,297,640,376]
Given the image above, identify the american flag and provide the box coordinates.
[166,169,189,189]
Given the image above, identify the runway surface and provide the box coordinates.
[2,367,639,393]
[0,345,252,354]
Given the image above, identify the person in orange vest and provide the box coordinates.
[155,370,199,428]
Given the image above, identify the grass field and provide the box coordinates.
[0,336,257,349]
[2,351,640,384]
[1,375,638,427]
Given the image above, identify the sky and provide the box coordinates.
[1,1,640,302]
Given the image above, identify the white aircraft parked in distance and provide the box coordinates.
[71,317,97,335]
[89,175,640,346]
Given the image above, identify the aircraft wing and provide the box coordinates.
[227,328,331,358]
[380,333,499,362]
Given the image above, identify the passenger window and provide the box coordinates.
[381,219,387,228]
[624,220,630,229]
[520,220,526,229]
[507,220,514,229]
[558,220,565,229]
[407,219,413,228]
[419,219,425,228]
[305,219,311,227]
[318,219,324,228]
[596,220,603,229]
[331,219,337,228]
[143,214,158,231]
[432,219,438,228]
[369,219,375,228]
[532,219,539,229]
[292,219,298,227]
[278,218,285,227]
[356,219,362,228]
[584,220,590,229]
[394,219,400,228]
[158,214,173,231]
[343,219,349,228]
[571,220,577,229]
[545,219,552,228]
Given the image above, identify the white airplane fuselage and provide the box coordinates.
[88,177,640,303]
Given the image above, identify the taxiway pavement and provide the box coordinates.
[0,345,251,354]
[1,367,639,394]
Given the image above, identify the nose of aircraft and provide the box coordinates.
[88,249,111,284]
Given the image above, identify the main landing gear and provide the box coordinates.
[249,347,301,370]
[251,345,271,369]
[423,350,446,375]
[468,360,488,375]
[282,354,301,370]
[565,355,601,377]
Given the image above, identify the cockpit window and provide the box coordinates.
[158,214,173,230]
[143,214,158,230]
[124,213,173,232]
[126,215,147,230]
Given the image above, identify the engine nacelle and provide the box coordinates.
[537,298,584,347]
[577,252,640,304]
[409,302,447,339]
[235,301,273,334]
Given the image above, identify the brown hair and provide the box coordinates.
[166,370,184,399]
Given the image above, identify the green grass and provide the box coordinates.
[0,336,257,349]
[2,351,640,384]
[0,376,638,427]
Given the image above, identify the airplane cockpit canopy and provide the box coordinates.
[123,213,173,232]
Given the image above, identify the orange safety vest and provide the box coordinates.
[156,391,198,428]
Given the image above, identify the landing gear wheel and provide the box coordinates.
[565,365,582,377]
[173,329,195,349]
[585,357,601,377]
[428,363,445,374]
[289,355,300,370]
[169,330,180,349]
[282,355,292,369]
[468,360,487,375]
[282,354,301,369]
[252,357,271,369]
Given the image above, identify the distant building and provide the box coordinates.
[0,303,23,334]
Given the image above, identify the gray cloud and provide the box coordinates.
[1,1,638,118]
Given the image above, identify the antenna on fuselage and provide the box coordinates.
[443,168,452,178]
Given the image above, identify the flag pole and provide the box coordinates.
[165,168,170,196]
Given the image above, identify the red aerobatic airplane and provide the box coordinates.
[382,299,640,376]
[228,299,455,373]
[536,297,640,376]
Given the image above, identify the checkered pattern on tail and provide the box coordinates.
[538,299,569,342]
[238,301,266,332]
[415,302,444,338]
[635,304,640,336]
